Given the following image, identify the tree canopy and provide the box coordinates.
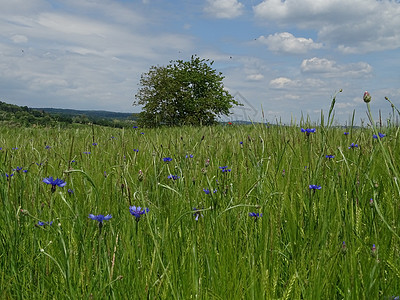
[134,55,239,127]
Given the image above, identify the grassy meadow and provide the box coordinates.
[1,116,400,299]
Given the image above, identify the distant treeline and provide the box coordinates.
[0,101,138,128]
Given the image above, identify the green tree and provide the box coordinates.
[134,55,240,127]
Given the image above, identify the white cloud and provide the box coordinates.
[269,76,325,89]
[269,77,294,89]
[254,0,400,53]
[301,57,372,78]
[257,32,322,54]
[246,73,264,81]
[204,0,244,19]
[11,35,28,44]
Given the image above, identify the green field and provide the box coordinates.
[1,117,400,299]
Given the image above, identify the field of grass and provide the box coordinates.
[1,115,400,298]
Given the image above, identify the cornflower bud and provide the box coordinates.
[363,91,371,103]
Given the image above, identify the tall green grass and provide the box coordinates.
[0,118,400,299]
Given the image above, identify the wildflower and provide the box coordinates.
[43,177,67,193]
[37,221,53,227]
[325,155,335,159]
[5,173,14,180]
[140,132,144,135]
[68,189,74,195]
[249,212,262,221]
[219,166,231,173]
[205,159,210,167]
[228,122,232,125]
[373,132,386,139]
[133,149,139,152]
[301,128,316,136]
[13,166,23,172]
[89,214,112,233]
[203,188,211,194]
[240,141,243,145]
[168,174,180,180]
[193,208,203,221]
[163,157,172,162]
[344,132,349,135]
[363,91,371,103]
[371,244,377,256]
[369,198,374,207]
[342,241,347,253]
[83,151,91,154]
[138,169,144,181]
[309,185,322,190]
[129,206,149,222]
[185,154,194,158]
[45,145,51,150]
[348,143,358,149]
[132,126,138,129]
[89,214,112,223]
[12,147,18,150]
[92,142,98,146]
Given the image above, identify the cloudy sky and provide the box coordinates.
[1,0,399,124]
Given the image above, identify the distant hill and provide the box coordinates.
[35,107,137,120]
[0,100,138,128]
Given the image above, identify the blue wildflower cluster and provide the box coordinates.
[168,174,180,180]
[219,166,231,173]
[373,132,385,139]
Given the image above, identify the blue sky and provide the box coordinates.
[1,0,399,124]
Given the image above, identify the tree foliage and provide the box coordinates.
[134,55,239,127]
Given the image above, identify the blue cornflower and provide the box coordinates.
[373,132,386,139]
[68,189,74,195]
[89,214,112,233]
[163,157,173,162]
[45,145,51,150]
[37,221,53,226]
[219,166,231,173]
[5,173,13,179]
[309,185,322,190]
[344,132,349,135]
[89,214,112,223]
[193,208,203,221]
[13,166,23,172]
[132,126,138,129]
[185,154,194,158]
[240,141,243,145]
[325,155,335,159]
[301,128,316,135]
[83,151,91,154]
[348,143,358,149]
[12,147,18,150]
[371,244,377,256]
[133,149,139,152]
[92,142,98,146]
[129,206,149,222]
[43,177,67,192]
[168,174,180,180]
[249,212,262,220]
[203,188,216,194]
